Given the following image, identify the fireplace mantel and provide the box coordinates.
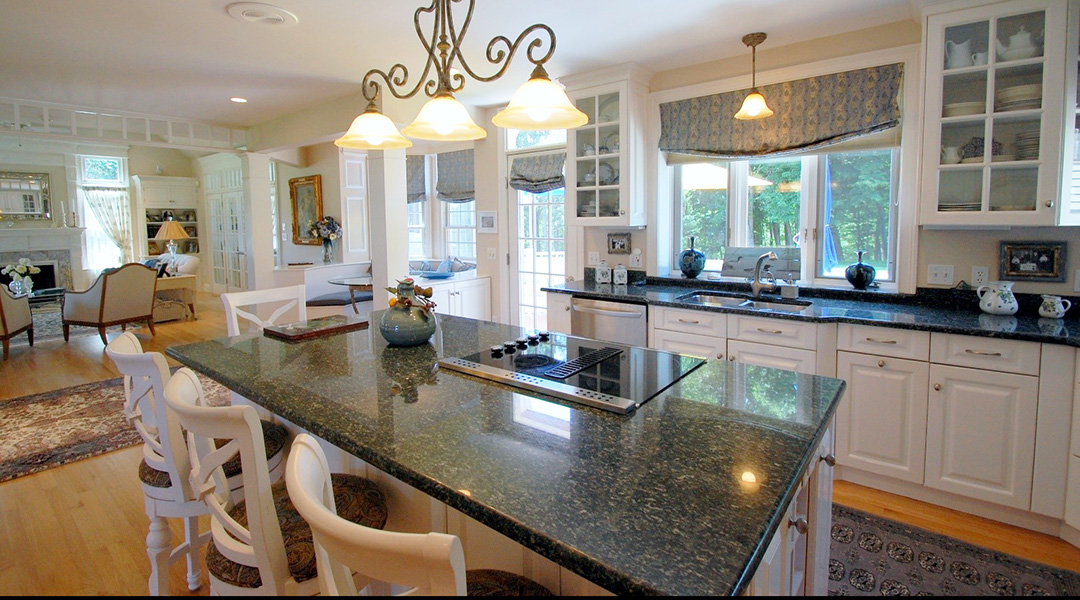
[0,227,87,289]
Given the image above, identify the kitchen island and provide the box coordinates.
[166,313,846,596]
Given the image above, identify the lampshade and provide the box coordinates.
[153,221,189,241]
[492,67,589,130]
[734,89,774,120]
[335,104,413,150]
[401,93,488,141]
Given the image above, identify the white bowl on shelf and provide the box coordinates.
[943,101,985,117]
[998,46,1040,61]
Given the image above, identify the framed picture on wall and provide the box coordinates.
[999,241,1067,282]
[289,174,323,245]
[477,211,497,234]
[607,232,631,254]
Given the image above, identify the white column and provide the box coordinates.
[367,149,409,306]
[240,153,275,290]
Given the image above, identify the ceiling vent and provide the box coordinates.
[225,2,298,27]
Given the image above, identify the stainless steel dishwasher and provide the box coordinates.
[570,297,648,347]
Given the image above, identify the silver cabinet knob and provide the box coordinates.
[788,517,809,535]
[619,210,625,216]
[933,384,942,391]
[716,353,724,360]
[1046,200,1054,208]
[565,306,570,312]
[878,360,886,368]
[728,355,736,361]
[820,454,836,467]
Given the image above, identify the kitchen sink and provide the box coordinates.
[675,291,752,307]
[737,299,813,313]
[677,291,813,313]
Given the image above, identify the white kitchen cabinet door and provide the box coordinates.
[925,364,1038,509]
[727,340,816,375]
[804,425,835,597]
[454,277,491,322]
[745,503,792,596]
[1067,457,1080,530]
[429,282,454,317]
[651,328,726,361]
[836,352,930,484]
[545,292,572,334]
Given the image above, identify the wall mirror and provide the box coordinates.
[0,172,51,221]
[289,174,323,245]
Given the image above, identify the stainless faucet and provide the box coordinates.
[751,251,779,298]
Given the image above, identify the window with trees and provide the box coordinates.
[408,201,426,259]
[444,200,476,260]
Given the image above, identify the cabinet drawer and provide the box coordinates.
[730,314,816,350]
[651,328,726,360]
[838,324,929,361]
[930,333,1040,376]
[727,340,817,375]
[652,306,726,337]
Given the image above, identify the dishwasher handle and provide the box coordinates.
[572,305,644,318]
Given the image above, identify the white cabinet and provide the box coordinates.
[1067,457,1080,530]
[652,328,726,360]
[563,66,649,227]
[430,277,490,321]
[130,175,200,259]
[925,364,1039,510]
[836,351,929,484]
[919,0,1069,226]
[727,339,817,375]
[545,292,571,334]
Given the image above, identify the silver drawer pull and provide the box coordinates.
[757,328,783,335]
[678,318,701,324]
[866,337,897,344]
[965,349,1002,357]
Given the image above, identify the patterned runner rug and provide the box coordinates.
[829,504,1080,596]
[0,372,230,483]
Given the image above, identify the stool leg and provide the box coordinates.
[146,516,171,596]
[183,515,204,591]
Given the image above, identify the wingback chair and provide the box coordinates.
[0,288,33,360]
[63,263,158,345]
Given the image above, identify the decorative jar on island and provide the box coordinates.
[379,278,437,346]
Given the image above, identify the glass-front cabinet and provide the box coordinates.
[564,70,648,227]
[920,0,1068,226]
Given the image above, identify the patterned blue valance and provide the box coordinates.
[509,153,566,193]
[406,155,426,204]
[436,149,474,203]
[659,63,904,159]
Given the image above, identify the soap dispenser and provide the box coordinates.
[613,263,628,285]
[595,260,611,284]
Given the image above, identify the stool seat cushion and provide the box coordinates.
[306,291,374,307]
[138,420,289,488]
[206,473,388,589]
[466,569,554,596]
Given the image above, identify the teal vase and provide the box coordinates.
[380,280,437,347]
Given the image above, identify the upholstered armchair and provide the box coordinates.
[63,263,158,345]
[0,288,33,360]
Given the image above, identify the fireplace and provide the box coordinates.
[0,261,57,290]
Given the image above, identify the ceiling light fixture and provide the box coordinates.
[734,32,774,121]
[230,97,249,103]
[335,0,588,150]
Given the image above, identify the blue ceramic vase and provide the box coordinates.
[678,236,706,279]
[379,279,437,347]
[844,250,876,290]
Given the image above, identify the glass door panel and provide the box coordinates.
[514,185,566,330]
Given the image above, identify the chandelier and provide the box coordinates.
[335,0,588,150]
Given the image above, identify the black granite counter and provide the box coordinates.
[166,314,846,596]
[543,279,1080,347]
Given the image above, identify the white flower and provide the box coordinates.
[28,266,40,274]
[15,265,26,275]
[329,233,337,240]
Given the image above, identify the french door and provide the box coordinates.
[203,164,248,294]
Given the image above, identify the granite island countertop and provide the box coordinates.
[167,313,846,596]
[543,280,1080,347]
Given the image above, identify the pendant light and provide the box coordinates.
[335,0,587,150]
[734,32,774,121]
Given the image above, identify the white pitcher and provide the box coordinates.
[1039,294,1071,319]
[945,39,974,68]
[977,281,1019,315]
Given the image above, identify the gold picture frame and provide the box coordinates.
[289,175,323,245]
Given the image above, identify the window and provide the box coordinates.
[444,200,476,260]
[506,129,567,151]
[77,155,128,270]
[80,156,123,184]
[408,201,426,259]
[675,148,899,284]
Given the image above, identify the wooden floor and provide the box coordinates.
[1,293,1077,595]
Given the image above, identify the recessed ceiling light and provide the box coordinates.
[225,2,299,27]
[231,97,249,104]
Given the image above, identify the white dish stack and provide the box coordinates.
[1015,129,1040,161]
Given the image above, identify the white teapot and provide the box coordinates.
[977,281,1019,315]
[996,26,1034,54]
[1038,295,1071,319]
[945,38,974,68]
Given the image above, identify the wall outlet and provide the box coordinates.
[928,264,954,286]
[971,266,989,286]
[629,253,643,268]
[588,252,600,267]
[486,247,497,260]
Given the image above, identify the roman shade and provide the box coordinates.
[406,155,426,204]
[436,149,474,203]
[659,63,904,160]
[509,152,566,193]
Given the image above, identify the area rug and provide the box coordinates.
[0,372,231,483]
[10,304,97,345]
[829,504,1080,596]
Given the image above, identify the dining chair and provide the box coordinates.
[285,433,554,597]
[105,332,291,595]
[221,284,307,337]
[163,368,389,596]
[0,287,33,360]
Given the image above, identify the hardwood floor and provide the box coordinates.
[1,295,1077,595]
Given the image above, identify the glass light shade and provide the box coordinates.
[401,94,488,141]
[734,89,774,120]
[335,108,413,149]
[492,76,589,130]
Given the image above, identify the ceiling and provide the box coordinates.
[0,0,914,129]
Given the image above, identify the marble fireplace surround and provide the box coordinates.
[0,227,86,290]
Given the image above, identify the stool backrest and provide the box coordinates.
[105,331,193,501]
[221,285,307,337]
[285,434,466,596]
[164,368,295,595]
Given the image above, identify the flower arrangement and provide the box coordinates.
[2,258,41,294]
[308,215,343,243]
[386,278,436,315]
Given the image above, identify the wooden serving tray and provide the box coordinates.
[263,315,369,343]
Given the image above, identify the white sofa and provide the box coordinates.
[144,254,201,322]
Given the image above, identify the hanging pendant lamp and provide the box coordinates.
[734,32,774,121]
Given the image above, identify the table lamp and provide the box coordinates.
[153,221,189,261]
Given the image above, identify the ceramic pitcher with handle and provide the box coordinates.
[1039,295,1072,319]
[945,38,974,68]
[977,281,1019,315]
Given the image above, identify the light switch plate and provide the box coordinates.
[971,266,989,286]
[588,252,600,267]
[928,264,954,286]
[486,248,497,260]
